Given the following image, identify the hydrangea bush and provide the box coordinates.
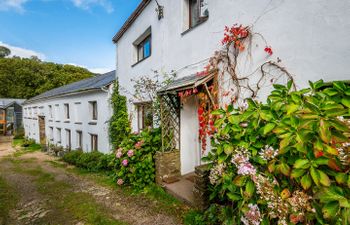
[114,128,161,190]
[201,80,350,224]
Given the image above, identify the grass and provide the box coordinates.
[0,176,18,224]
[12,138,42,157]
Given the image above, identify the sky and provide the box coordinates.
[0,0,141,73]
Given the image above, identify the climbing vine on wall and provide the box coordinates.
[109,79,131,149]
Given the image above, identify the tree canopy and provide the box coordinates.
[0,57,94,99]
[0,46,11,58]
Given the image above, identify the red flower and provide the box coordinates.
[314,151,324,158]
[198,107,204,115]
[264,46,273,55]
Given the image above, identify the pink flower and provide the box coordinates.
[117,179,124,185]
[237,162,256,176]
[127,149,134,157]
[133,131,139,135]
[115,149,123,158]
[135,140,144,149]
[122,159,128,166]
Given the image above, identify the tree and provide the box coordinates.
[0,46,11,58]
[0,57,93,99]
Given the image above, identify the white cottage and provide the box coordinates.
[113,0,350,175]
[23,71,115,153]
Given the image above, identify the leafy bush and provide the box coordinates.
[114,128,161,190]
[21,138,36,147]
[201,80,350,224]
[62,151,115,172]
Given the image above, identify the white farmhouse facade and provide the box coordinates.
[23,71,115,154]
[113,0,350,175]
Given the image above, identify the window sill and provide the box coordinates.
[55,120,60,123]
[63,120,70,123]
[75,122,83,125]
[49,119,53,122]
[181,18,208,36]
[131,55,151,67]
[88,121,97,125]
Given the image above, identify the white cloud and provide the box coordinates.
[0,41,46,59]
[67,63,112,74]
[0,0,28,12]
[71,0,113,13]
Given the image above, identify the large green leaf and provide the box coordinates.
[335,173,348,185]
[341,96,350,108]
[310,167,320,186]
[291,168,306,178]
[294,159,310,169]
[278,163,291,176]
[319,170,331,187]
[263,123,276,135]
[286,104,299,115]
[301,174,312,190]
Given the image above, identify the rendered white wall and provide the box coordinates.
[115,0,350,173]
[23,88,113,154]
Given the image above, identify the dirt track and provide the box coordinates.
[0,136,185,225]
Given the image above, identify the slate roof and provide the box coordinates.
[0,99,26,109]
[24,70,116,104]
[158,71,215,94]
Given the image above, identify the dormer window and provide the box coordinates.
[133,27,152,65]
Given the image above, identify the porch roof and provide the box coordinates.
[158,71,215,95]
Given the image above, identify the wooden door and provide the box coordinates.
[38,116,46,145]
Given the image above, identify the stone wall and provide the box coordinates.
[193,164,210,210]
[155,150,181,184]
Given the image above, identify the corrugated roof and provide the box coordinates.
[24,70,116,104]
[0,99,26,109]
[158,72,215,94]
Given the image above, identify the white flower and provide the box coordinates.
[259,145,278,161]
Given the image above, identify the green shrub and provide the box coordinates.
[21,138,36,147]
[114,128,161,190]
[201,80,350,224]
[62,151,115,173]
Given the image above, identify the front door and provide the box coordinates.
[0,109,6,135]
[38,116,46,145]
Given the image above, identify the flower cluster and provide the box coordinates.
[122,159,128,167]
[231,147,256,176]
[241,204,262,225]
[115,148,123,158]
[287,190,314,224]
[209,163,226,185]
[264,46,273,55]
[178,88,199,98]
[221,24,249,51]
[117,178,124,186]
[337,142,350,166]
[135,140,144,149]
[127,149,134,157]
[259,145,279,161]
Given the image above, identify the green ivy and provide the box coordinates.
[201,80,350,225]
[109,79,131,149]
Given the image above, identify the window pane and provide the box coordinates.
[190,0,200,27]
[143,40,150,58]
[138,45,144,60]
[144,104,153,128]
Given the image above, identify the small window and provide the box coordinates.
[55,104,60,121]
[64,104,70,120]
[74,102,82,123]
[57,128,61,143]
[49,127,54,141]
[48,105,53,118]
[90,134,98,151]
[89,101,98,120]
[66,129,71,150]
[137,35,151,62]
[189,0,208,28]
[136,102,153,131]
[76,131,83,149]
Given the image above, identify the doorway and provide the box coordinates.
[38,116,46,145]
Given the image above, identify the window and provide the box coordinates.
[186,0,209,30]
[56,128,61,143]
[89,101,98,120]
[74,102,82,123]
[76,131,83,149]
[49,127,54,141]
[64,104,70,120]
[137,35,151,62]
[55,104,60,121]
[48,105,53,119]
[90,134,98,151]
[136,102,153,131]
[66,129,71,150]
